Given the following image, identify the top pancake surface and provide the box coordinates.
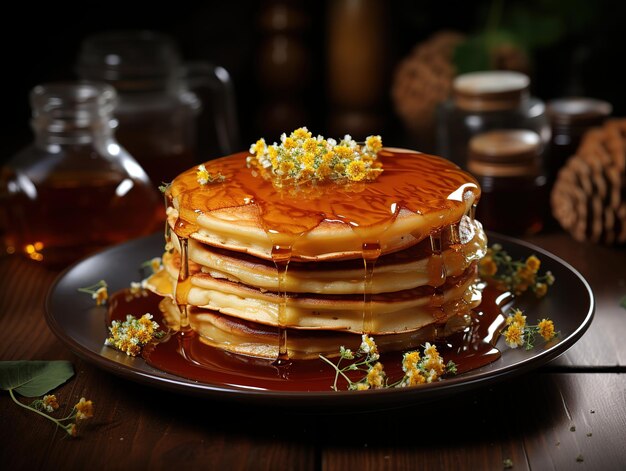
[167,148,480,261]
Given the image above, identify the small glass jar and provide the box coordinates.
[546,97,612,184]
[0,82,161,267]
[468,129,547,235]
[437,71,550,170]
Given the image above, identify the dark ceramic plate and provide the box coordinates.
[45,232,594,410]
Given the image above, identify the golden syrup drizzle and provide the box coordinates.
[271,244,292,366]
[361,241,381,333]
[176,236,192,333]
[428,231,446,320]
[427,231,446,288]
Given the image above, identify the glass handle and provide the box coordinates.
[182,61,240,156]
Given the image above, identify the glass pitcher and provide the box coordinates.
[75,30,239,187]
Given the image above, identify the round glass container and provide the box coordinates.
[437,71,550,170]
[468,129,547,235]
[0,82,161,267]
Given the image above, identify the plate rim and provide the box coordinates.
[44,231,595,409]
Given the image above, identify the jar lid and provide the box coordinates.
[547,97,612,126]
[453,71,530,112]
[468,129,541,177]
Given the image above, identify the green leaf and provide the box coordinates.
[0,361,74,397]
[620,295,626,310]
[453,36,491,75]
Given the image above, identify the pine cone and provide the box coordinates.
[391,30,465,150]
[391,31,530,152]
[551,119,626,245]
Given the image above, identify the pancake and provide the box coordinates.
[167,218,487,294]
[157,297,472,360]
[148,252,480,334]
[166,147,480,261]
[150,133,485,361]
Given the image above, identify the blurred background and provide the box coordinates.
[2,0,626,266]
[3,0,626,161]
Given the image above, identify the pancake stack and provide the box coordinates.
[147,133,486,360]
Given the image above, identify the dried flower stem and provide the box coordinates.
[320,335,456,391]
[8,390,91,437]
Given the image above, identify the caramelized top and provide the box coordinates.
[167,148,480,257]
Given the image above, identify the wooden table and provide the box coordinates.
[1,230,625,470]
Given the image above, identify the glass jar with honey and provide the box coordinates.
[468,129,547,235]
[0,81,161,267]
[437,71,550,170]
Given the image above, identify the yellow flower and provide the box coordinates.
[322,151,335,164]
[366,362,385,388]
[360,334,379,357]
[301,152,315,168]
[422,342,444,377]
[504,323,525,348]
[105,314,163,356]
[253,138,266,156]
[93,286,108,306]
[317,163,332,179]
[535,282,548,298]
[538,318,556,341]
[283,137,297,149]
[42,394,59,412]
[366,135,383,153]
[74,397,94,420]
[509,309,527,328]
[516,266,535,283]
[355,382,369,390]
[268,144,278,162]
[334,145,353,159]
[479,256,498,277]
[292,127,311,140]
[407,371,426,386]
[303,138,318,153]
[526,255,541,273]
[247,129,384,185]
[196,164,210,185]
[346,160,367,181]
[402,351,420,372]
[279,160,295,175]
[67,423,77,437]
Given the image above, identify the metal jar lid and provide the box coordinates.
[547,97,612,127]
[453,71,529,112]
[468,129,541,177]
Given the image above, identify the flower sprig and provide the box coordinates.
[502,308,558,350]
[196,164,226,185]
[105,314,165,357]
[319,335,456,391]
[78,280,108,306]
[8,392,93,437]
[247,127,384,186]
[478,243,555,297]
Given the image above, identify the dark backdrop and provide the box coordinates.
[2,0,625,164]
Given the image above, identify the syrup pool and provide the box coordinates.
[106,285,510,392]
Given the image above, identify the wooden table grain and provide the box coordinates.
[1,231,625,470]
